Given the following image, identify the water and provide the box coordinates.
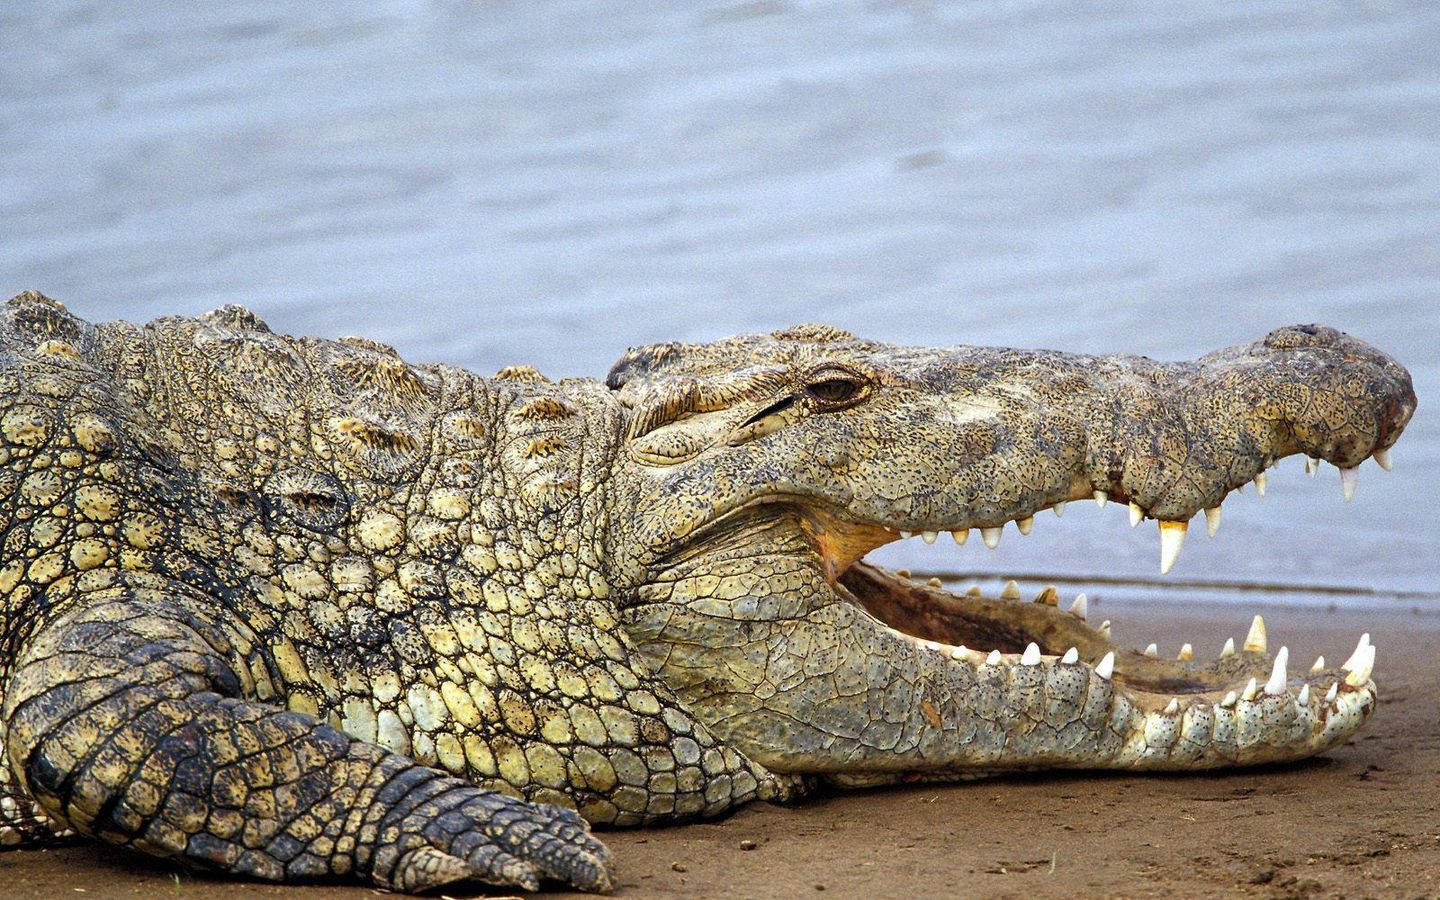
[2,1,1437,600]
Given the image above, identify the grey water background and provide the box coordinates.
[2,1,1437,607]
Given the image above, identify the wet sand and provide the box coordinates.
[4,601,1436,899]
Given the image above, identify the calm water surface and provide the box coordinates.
[2,1,1437,602]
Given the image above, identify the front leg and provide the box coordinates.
[2,587,613,893]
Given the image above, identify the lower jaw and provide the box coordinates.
[828,560,1378,772]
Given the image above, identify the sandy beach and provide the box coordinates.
[4,600,1435,900]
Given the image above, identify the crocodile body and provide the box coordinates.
[0,292,1416,892]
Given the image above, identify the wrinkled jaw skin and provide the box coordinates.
[607,323,1416,783]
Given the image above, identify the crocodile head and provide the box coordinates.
[603,323,1416,781]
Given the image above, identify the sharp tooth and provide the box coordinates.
[1016,516,1034,535]
[1158,520,1187,574]
[985,649,1003,666]
[1220,637,1236,657]
[1219,691,1237,708]
[1341,633,1371,671]
[1241,677,1259,701]
[1001,580,1021,600]
[1297,684,1310,705]
[1053,501,1066,517]
[1093,490,1109,508]
[922,530,938,544]
[1163,698,1180,715]
[1310,655,1325,673]
[966,585,983,597]
[952,529,969,545]
[951,645,968,659]
[927,577,943,588]
[1035,585,1059,606]
[1177,643,1193,661]
[1264,646,1289,695]
[1144,643,1158,658]
[1325,682,1338,703]
[900,530,913,539]
[1128,502,1143,527]
[1095,651,1115,679]
[1021,642,1042,665]
[1305,455,1319,476]
[1061,646,1079,664]
[1244,615,1267,653]
[1253,472,1267,498]
[981,526,1003,549]
[1204,506,1222,538]
[1098,620,1112,639]
[1344,644,1375,686]
[1373,448,1392,471]
[1068,593,1088,619]
[1340,466,1358,501]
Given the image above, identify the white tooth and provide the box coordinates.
[1093,490,1109,508]
[1264,646,1289,696]
[985,649,1003,666]
[1144,643,1158,658]
[1310,655,1325,673]
[951,529,969,546]
[965,585,983,597]
[1345,644,1375,687]
[1061,646,1079,664]
[1035,585,1059,606]
[1068,593,1088,619]
[1204,506,1222,538]
[1297,684,1310,705]
[1241,677,1259,701]
[1001,579,1021,600]
[1163,698,1180,715]
[950,645,968,659]
[927,577,943,588]
[1221,637,1236,657]
[1341,633,1371,671]
[1340,466,1358,501]
[1244,615,1267,653]
[1098,620,1112,639]
[922,530,938,544]
[1128,502,1143,527]
[1053,501,1066,517]
[1016,516,1034,535]
[1021,642,1041,666]
[1325,682,1338,703]
[1253,472,1267,498]
[1219,691,1237,708]
[925,640,941,652]
[1177,643,1193,661]
[1373,448,1392,471]
[1305,455,1319,476]
[1158,520,1187,574]
[900,530,913,539]
[981,526,1002,549]
[1095,651,1115,679]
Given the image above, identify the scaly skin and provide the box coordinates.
[0,295,1417,892]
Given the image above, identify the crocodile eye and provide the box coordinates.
[804,374,865,407]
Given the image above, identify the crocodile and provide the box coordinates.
[0,290,1416,893]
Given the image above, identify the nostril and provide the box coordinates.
[1262,323,1341,350]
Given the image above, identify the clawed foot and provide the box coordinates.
[372,776,614,894]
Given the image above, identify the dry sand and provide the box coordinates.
[3,602,1437,900]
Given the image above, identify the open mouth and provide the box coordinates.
[799,468,1380,767]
